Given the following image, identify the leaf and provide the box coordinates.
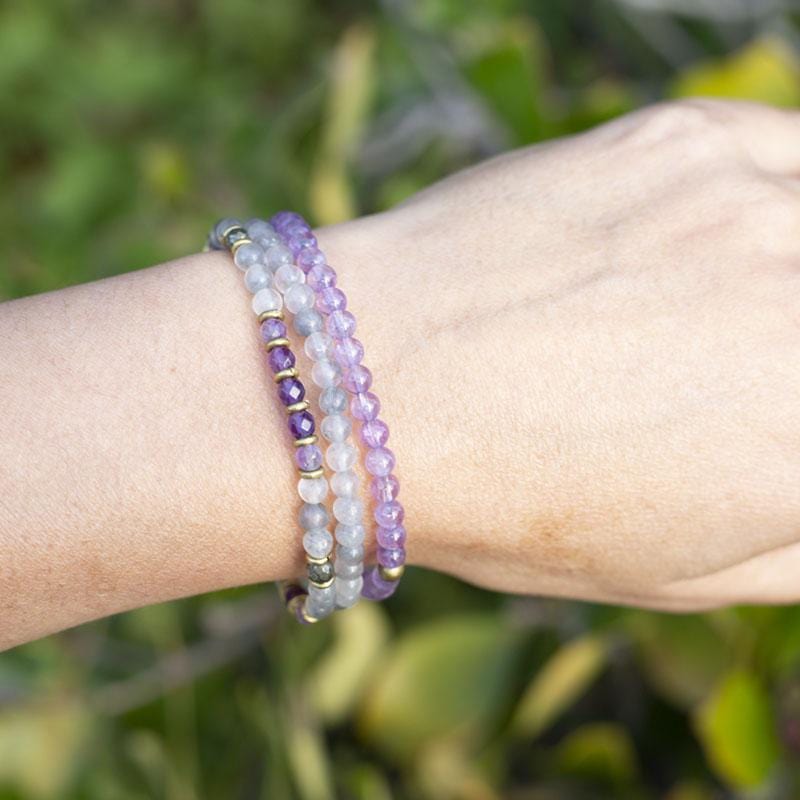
[358,614,522,761]
[511,635,607,738]
[672,37,800,107]
[554,722,638,786]
[695,671,780,789]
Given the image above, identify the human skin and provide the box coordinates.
[2,98,800,650]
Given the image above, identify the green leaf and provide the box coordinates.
[511,635,607,738]
[554,722,638,787]
[695,671,780,789]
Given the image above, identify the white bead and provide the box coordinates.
[312,359,341,389]
[304,331,333,362]
[265,244,293,270]
[335,576,363,605]
[274,264,305,293]
[335,560,363,579]
[337,543,365,564]
[245,219,275,239]
[303,528,333,559]
[233,242,264,270]
[326,441,357,472]
[285,283,316,314]
[330,469,359,497]
[333,497,363,526]
[321,414,351,443]
[298,476,329,504]
[251,287,282,315]
[336,523,365,547]
[244,264,270,293]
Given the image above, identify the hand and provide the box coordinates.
[324,98,800,610]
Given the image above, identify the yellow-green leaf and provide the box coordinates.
[554,722,638,786]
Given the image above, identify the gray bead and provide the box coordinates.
[336,543,365,565]
[245,219,275,239]
[308,559,334,586]
[336,523,365,547]
[335,560,364,578]
[319,386,348,415]
[299,503,329,530]
[294,308,324,337]
[213,217,241,246]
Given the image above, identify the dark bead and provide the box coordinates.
[288,410,315,439]
[277,377,305,406]
[268,346,296,373]
[307,559,334,586]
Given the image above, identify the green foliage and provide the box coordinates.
[2,2,800,798]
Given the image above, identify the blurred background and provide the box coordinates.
[2,1,800,797]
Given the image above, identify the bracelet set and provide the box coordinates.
[205,213,406,624]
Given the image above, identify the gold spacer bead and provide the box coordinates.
[378,564,405,582]
[286,594,307,616]
[306,554,330,566]
[293,435,318,448]
[286,400,310,414]
[273,367,299,383]
[300,606,320,624]
[230,236,253,254]
[299,467,324,480]
[258,310,285,323]
[309,578,334,590]
[265,337,291,352]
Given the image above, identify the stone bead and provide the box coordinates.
[303,528,333,559]
[265,244,294,270]
[295,443,323,471]
[330,469,359,498]
[351,392,380,421]
[335,560,364,579]
[307,559,334,586]
[214,217,242,245]
[326,309,356,339]
[371,474,400,504]
[307,264,337,291]
[255,231,280,249]
[272,210,303,228]
[233,242,264,271]
[342,365,372,394]
[297,248,325,273]
[308,584,336,613]
[319,386,348,415]
[335,522,365,547]
[335,575,364,599]
[273,263,305,293]
[245,264,271,293]
[284,220,311,237]
[365,446,395,477]
[378,546,406,568]
[316,287,347,315]
[326,441,357,472]
[332,337,364,367]
[288,409,315,439]
[333,496,363,526]
[268,346,295,373]
[285,283,317,314]
[277,376,305,406]
[304,331,333,362]
[312,359,342,389]
[298,476,328,504]
[360,418,389,448]
[288,234,317,255]
[299,503,329,530]
[337,543,365,564]
[293,308,324,336]
[245,219,275,240]
[251,287,283,315]
[375,500,404,529]
[260,318,287,343]
[377,524,406,549]
[361,566,398,600]
[320,414,351,443]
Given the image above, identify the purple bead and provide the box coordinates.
[277,377,305,406]
[375,500,404,529]
[307,264,337,291]
[316,287,347,315]
[361,565,398,600]
[360,418,388,448]
[288,234,317,255]
[343,364,372,394]
[351,391,381,421]
[377,524,406,548]
[288,410,315,439]
[371,474,400,504]
[297,248,325,273]
[272,211,303,229]
[326,309,356,339]
[260,318,287,343]
[333,337,364,367]
[295,443,323,471]
[365,446,395,477]
[284,584,307,604]
[268,346,296,373]
[284,221,311,238]
[378,547,406,569]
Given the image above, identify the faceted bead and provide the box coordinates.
[319,386,348,415]
[351,392,380,421]
[312,359,341,389]
[360,418,389,448]
[260,318,287,343]
[333,337,364,367]
[268,346,295,373]
[288,409,315,439]
[297,248,325,273]
[293,308,324,336]
[298,476,328,504]
[377,524,406,549]
[326,441,357,472]
[342,364,372,394]
[285,283,316,314]
[233,242,264,271]
[375,500,404,529]
[265,244,294,270]
[378,547,406,568]
[304,331,333,362]
[371,474,400,504]
[273,264,305,293]
[277,377,305,405]
[316,287,347,314]
[337,543,365,564]
[303,528,333,559]
[333,497,363,526]
[295,443,323,471]
[307,264,337,291]
[335,523,365,547]
[320,414,351,443]
[245,264,271,293]
[299,503,329,530]
[365,446,395,477]
[307,559,334,586]
[330,469,359,497]
[251,287,283,315]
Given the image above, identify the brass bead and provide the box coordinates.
[230,236,253,254]
[265,337,291,352]
[300,606,320,624]
[293,435,317,448]
[258,310,285,323]
[299,467,324,480]
[305,554,330,565]
[286,594,306,616]
[286,400,310,414]
[273,367,299,383]
[378,564,405,582]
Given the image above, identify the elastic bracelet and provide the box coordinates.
[270,212,406,601]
